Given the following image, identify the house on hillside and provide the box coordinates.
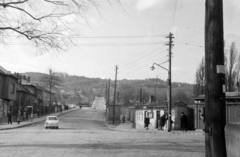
[0,66,18,123]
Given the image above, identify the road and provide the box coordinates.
[0,97,204,157]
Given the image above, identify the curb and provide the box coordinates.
[107,123,204,136]
[0,109,78,130]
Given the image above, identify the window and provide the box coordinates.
[10,83,15,94]
[48,117,58,120]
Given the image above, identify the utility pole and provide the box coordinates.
[107,79,110,116]
[155,75,158,102]
[113,65,118,124]
[108,79,110,105]
[205,0,226,157]
[166,32,174,132]
[105,83,108,113]
[140,88,142,104]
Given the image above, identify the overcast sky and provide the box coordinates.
[0,0,240,84]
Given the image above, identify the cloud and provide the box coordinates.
[136,0,163,11]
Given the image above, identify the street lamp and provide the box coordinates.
[150,63,172,132]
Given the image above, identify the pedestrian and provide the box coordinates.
[17,111,21,124]
[144,114,150,130]
[157,112,160,129]
[37,109,40,117]
[26,112,28,121]
[181,112,188,132]
[23,112,26,121]
[31,113,33,122]
[7,110,12,125]
[120,115,123,124]
[122,114,125,124]
[159,114,166,130]
[60,107,62,113]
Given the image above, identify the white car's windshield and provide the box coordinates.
[48,117,57,120]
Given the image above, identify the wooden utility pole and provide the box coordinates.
[105,83,108,113]
[140,88,142,104]
[205,0,226,156]
[155,75,158,102]
[166,32,173,132]
[113,65,118,124]
[106,83,108,103]
[107,79,110,112]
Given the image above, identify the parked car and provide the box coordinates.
[45,116,59,129]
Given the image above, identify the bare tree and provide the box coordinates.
[193,57,205,96]
[234,49,240,93]
[0,0,120,53]
[41,68,62,110]
[226,42,237,92]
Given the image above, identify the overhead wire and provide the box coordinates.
[175,41,204,48]
[118,46,168,72]
[118,48,168,75]
[118,37,167,66]
[119,44,166,69]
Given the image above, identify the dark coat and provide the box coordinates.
[7,112,12,118]
[160,115,166,127]
[144,117,150,127]
[181,114,188,128]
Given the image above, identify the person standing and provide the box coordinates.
[181,112,188,132]
[26,112,28,121]
[23,112,26,121]
[144,115,150,130]
[159,114,166,130]
[37,109,40,117]
[120,115,123,124]
[7,110,12,125]
[17,111,21,124]
[122,114,125,124]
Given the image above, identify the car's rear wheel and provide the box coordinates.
[56,127,58,129]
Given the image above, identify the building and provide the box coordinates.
[0,66,18,123]
[193,92,240,130]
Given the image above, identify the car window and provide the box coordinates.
[48,117,58,120]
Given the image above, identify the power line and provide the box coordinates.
[172,0,178,26]
[4,41,165,46]
[119,47,167,72]
[119,48,168,74]
[175,41,204,47]
[119,45,166,69]
[1,34,166,39]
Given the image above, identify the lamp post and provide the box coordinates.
[150,63,172,132]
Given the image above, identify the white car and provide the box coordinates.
[45,116,59,129]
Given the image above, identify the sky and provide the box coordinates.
[0,0,240,84]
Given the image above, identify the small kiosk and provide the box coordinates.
[193,92,240,130]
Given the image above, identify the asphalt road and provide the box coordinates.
[0,97,205,157]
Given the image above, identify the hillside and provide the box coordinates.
[22,72,195,105]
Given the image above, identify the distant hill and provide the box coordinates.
[22,72,195,105]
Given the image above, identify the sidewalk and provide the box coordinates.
[108,121,205,135]
[0,108,78,130]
